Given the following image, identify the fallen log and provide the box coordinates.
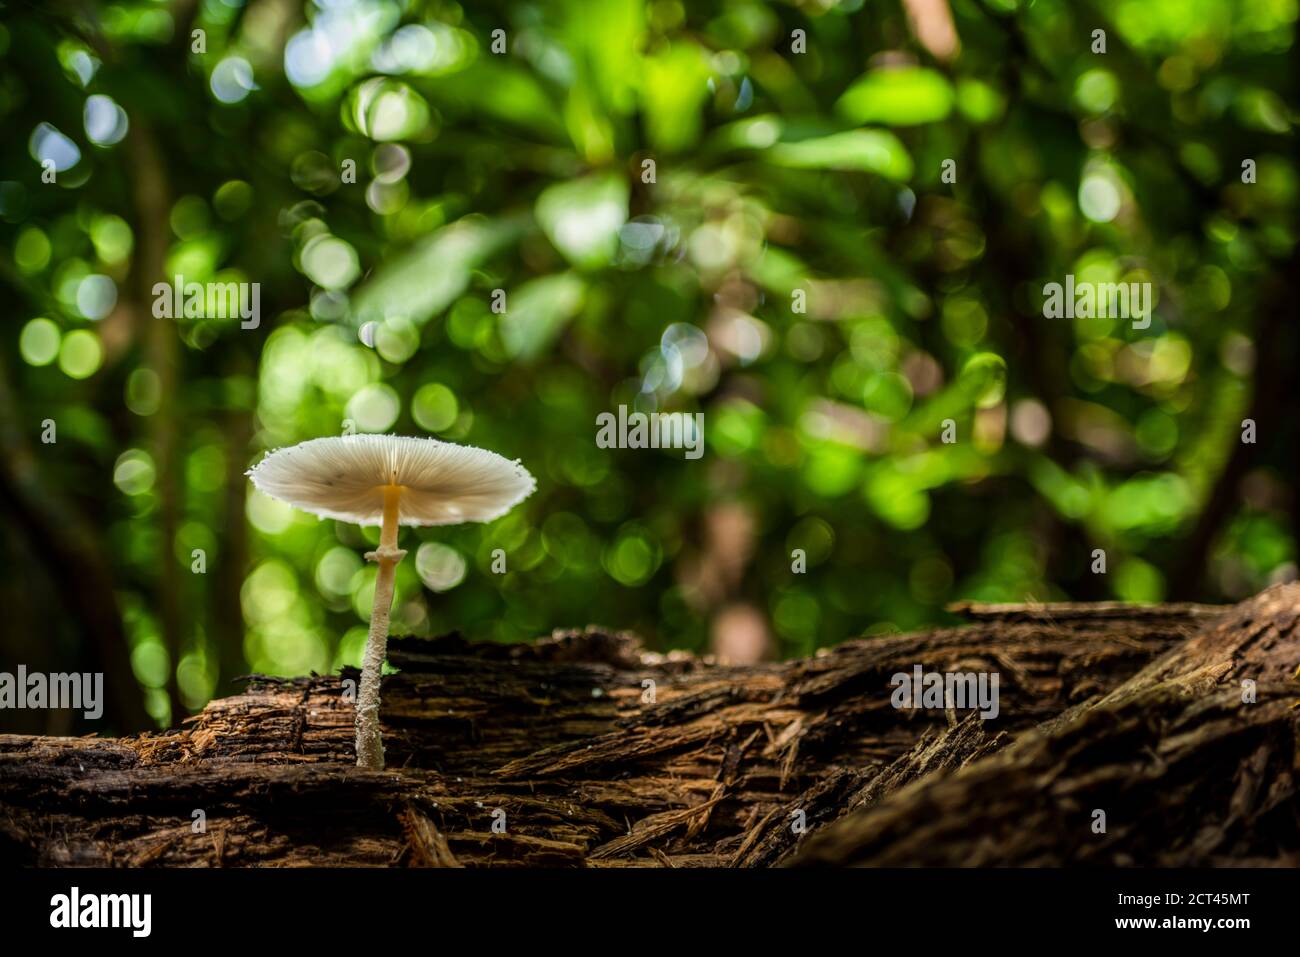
[789,583,1300,866]
[1,585,1293,867]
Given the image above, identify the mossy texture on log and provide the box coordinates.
[1,585,1296,867]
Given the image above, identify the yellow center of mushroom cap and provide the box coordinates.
[380,484,402,548]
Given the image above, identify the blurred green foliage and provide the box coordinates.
[0,0,1295,730]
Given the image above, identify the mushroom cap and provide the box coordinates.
[246,434,535,526]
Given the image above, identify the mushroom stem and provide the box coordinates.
[356,484,404,770]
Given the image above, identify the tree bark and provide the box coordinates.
[789,583,1300,867]
[1,585,1295,867]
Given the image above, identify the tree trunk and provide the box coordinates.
[1,585,1295,867]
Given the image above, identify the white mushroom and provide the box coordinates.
[247,434,535,769]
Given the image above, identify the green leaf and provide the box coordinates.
[499,273,586,359]
[836,67,954,125]
[427,63,566,141]
[561,0,644,161]
[564,0,644,115]
[351,216,523,326]
[750,245,811,296]
[766,129,914,180]
[956,78,1006,124]
[641,43,712,153]
[535,172,629,269]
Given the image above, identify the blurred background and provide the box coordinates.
[0,0,1295,734]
